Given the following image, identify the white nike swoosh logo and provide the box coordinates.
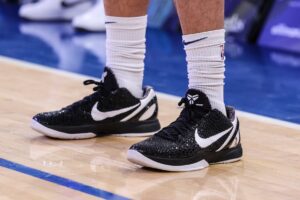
[121,89,156,122]
[216,117,238,152]
[91,102,140,121]
[195,126,233,148]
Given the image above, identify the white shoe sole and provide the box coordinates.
[31,120,97,140]
[31,120,157,140]
[127,150,242,172]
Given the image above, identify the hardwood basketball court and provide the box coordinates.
[0,57,299,200]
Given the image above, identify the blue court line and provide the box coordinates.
[0,158,130,200]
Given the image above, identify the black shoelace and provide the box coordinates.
[83,80,105,91]
[157,97,209,141]
[63,80,108,110]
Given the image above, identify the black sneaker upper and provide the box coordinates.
[130,89,238,163]
[33,68,152,127]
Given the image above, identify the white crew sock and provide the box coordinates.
[183,29,226,115]
[105,15,147,98]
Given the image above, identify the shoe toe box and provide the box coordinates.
[130,133,202,160]
[32,109,68,126]
[19,4,36,19]
[33,112,55,126]
[72,15,105,32]
[19,1,61,20]
[19,3,47,19]
[130,136,174,157]
[130,137,158,154]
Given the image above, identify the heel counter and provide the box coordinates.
[229,118,241,149]
[152,95,159,118]
[138,95,159,121]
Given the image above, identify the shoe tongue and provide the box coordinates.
[185,89,212,111]
[101,67,119,91]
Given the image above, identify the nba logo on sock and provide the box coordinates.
[220,45,225,60]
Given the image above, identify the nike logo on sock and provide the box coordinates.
[91,102,140,121]
[61,0,89,9]
[183,37,208,46]
[105,22,117,24]
[194,126,233,148]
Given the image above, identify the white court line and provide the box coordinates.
[1,55,300,131]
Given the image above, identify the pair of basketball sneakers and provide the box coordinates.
[31,68,242,172]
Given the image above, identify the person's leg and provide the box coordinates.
[128,0,242,172]
[175,0,226,115]
[104,0,149,17]
[174,0,224,34]
[31,0,161,139]
[104,0,149,98]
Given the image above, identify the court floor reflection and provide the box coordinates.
[29,136,243,200]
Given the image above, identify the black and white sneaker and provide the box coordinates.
[31,68,161,140]
[127,89,242,172]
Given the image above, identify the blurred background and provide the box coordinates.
[0,0,300,123]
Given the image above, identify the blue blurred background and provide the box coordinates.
[0,0,299,123]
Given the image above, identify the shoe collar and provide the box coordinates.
[100,67,119,92]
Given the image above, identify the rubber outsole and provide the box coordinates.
[127,146,242,172]
[31,120,97,140]
[127,150,210,172]
[31,120,158,140]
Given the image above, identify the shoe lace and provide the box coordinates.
[63,79,108,110]
[83,79,106,91]
[157,97,208,141]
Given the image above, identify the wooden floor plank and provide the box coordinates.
[0,58,299,200]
